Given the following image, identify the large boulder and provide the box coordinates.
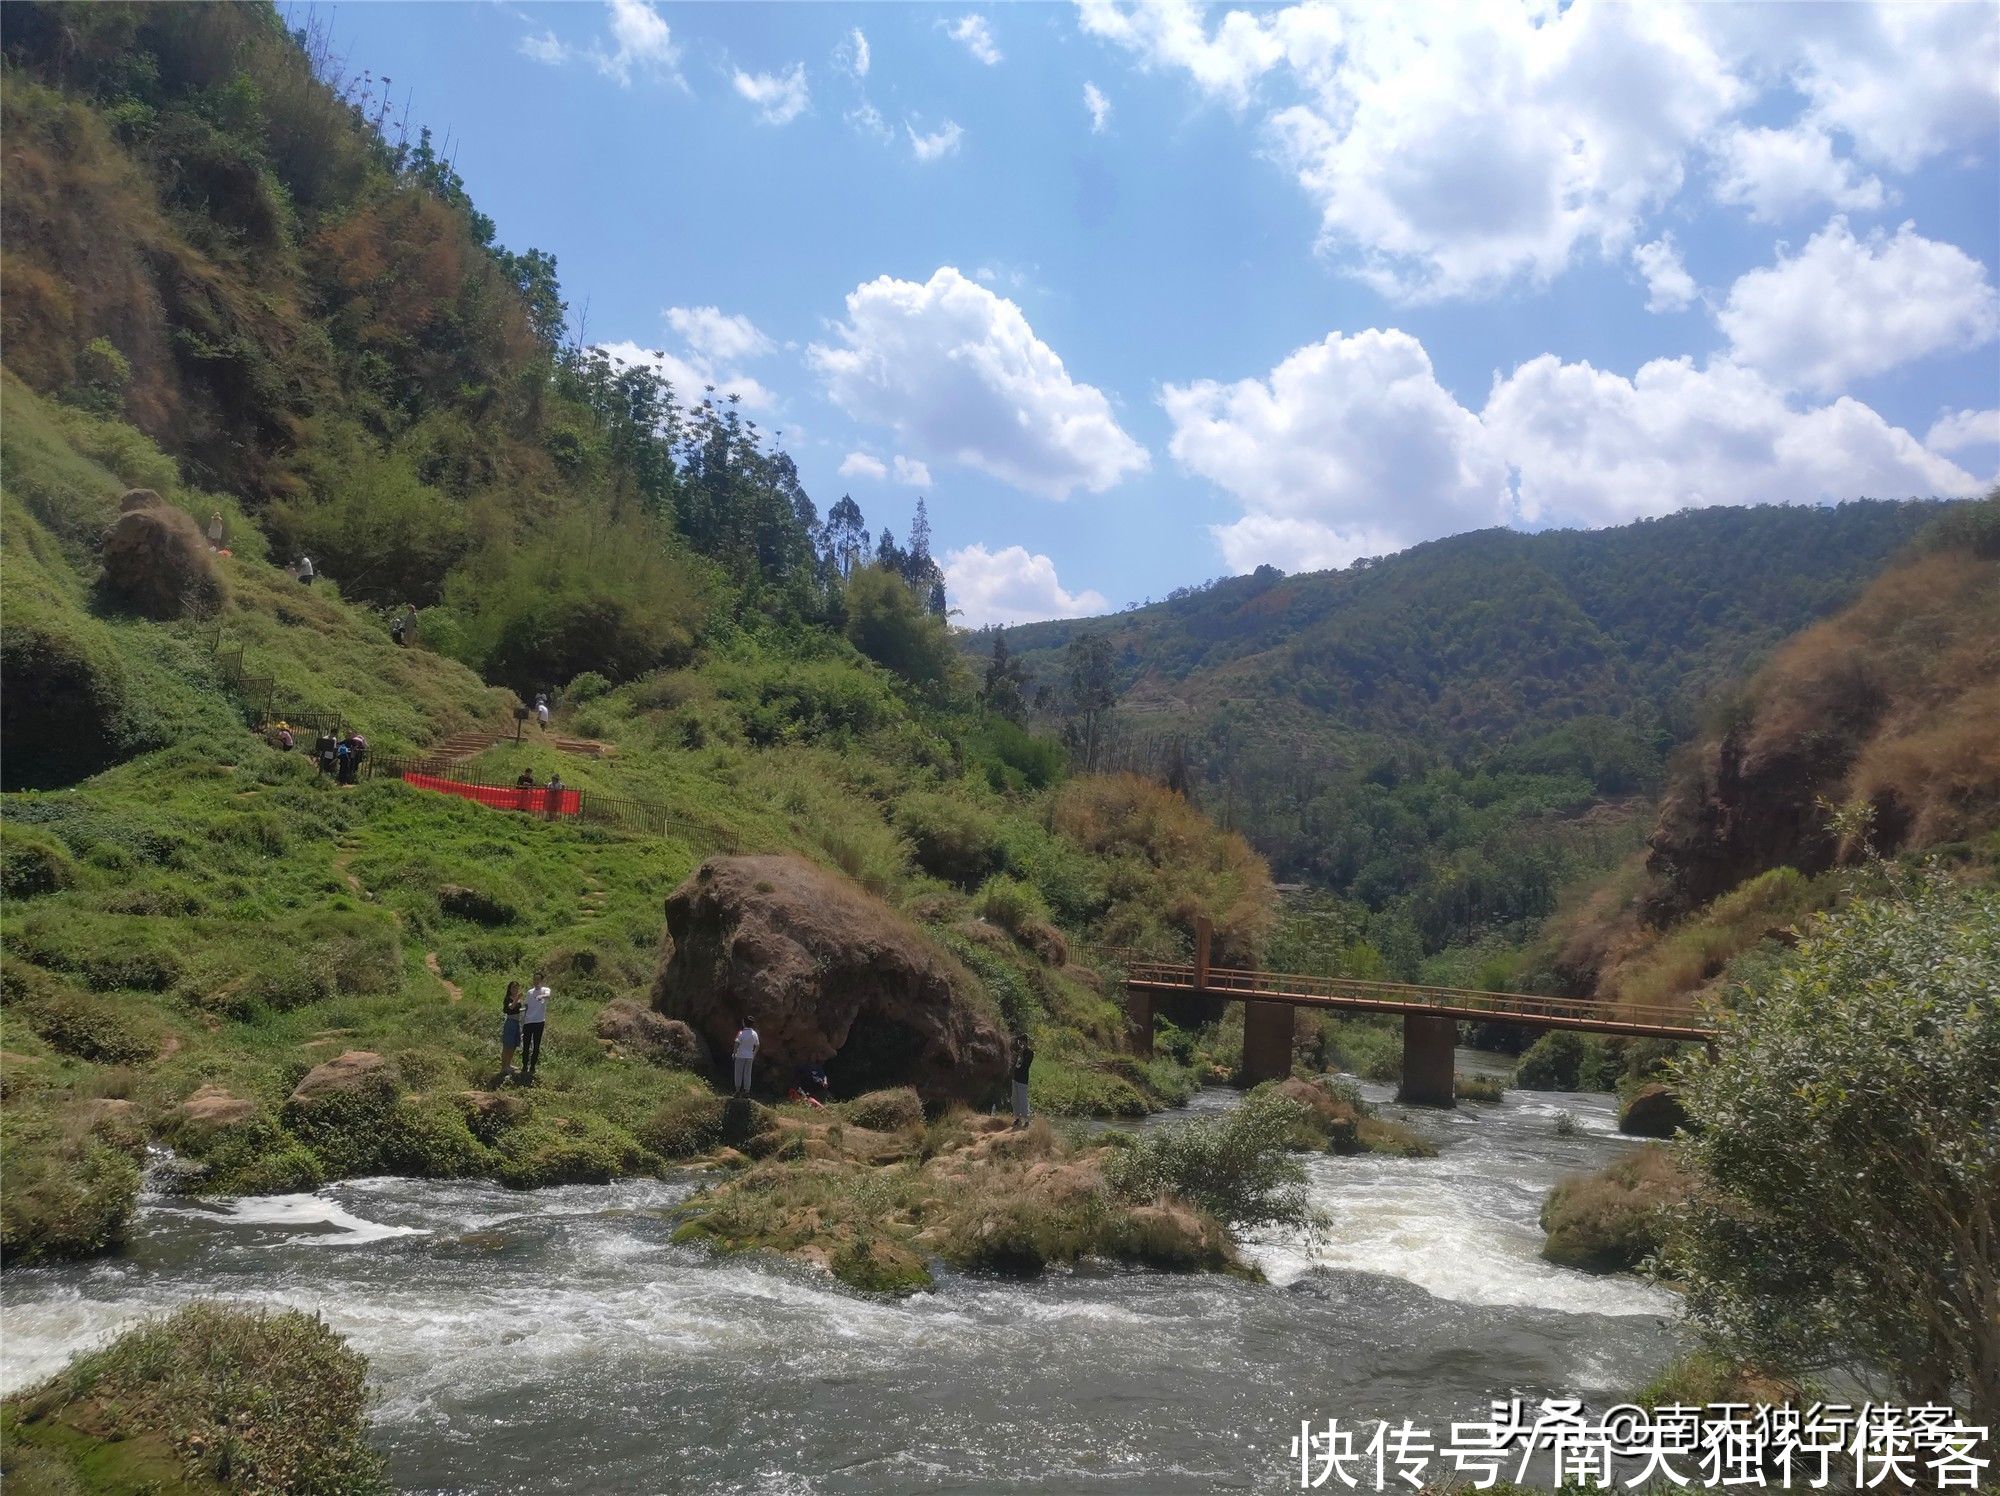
[288,1050,396,1106]
[651,855,1009,1104]
[99,494,222,620]
[1619,1082,1689,1138]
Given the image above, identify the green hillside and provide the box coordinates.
[984,502,1951,960]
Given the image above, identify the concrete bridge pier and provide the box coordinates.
[1396,1014,1457,1108]
[1125,987,1154,1057]
[1242,1000,1294,1085]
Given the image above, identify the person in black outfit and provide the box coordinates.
[316,731,338,777]
[1010,1034,1034,1129]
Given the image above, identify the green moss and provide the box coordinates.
[0,828,78,899]
[493,1110,660,1188]
[829,1235,935,1295]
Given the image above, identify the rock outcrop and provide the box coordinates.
[651,855,1009,1104]
[596,1000,706,1068]
[1618,1082,1689,1138]
[288,1050,395,1106]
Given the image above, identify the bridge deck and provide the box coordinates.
[1114,958,1716,1042]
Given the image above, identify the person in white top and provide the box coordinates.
[520,977,551,1082]
[731,1018,759,1097]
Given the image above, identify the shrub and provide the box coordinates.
[842,1087,923,1133]
[973,873,1051,935]
[5,1302,387,1494]
[1514,1030,1619,1091]
[1454,1072,1507,1103]
[1104,1091,1315,1229]
[896,794,1004,889]
[566,669,612,702]
[843,565,961,693]
[1540,1145,1689,1274]
[1030,1061,1150,1118]
[1666,871,2000,1432]
[0,829,77,899]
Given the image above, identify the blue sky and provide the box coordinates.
[301,1,2000,624]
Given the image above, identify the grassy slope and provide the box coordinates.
[0,383,1277,1267]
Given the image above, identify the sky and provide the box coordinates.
[299,0,2000,625]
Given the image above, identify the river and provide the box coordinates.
[0,1059,1680,1493]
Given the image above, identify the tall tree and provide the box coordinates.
[823,496,868,579]
[1062,633,1118,773]
[981,627,1029,724]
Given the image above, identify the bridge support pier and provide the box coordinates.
[1396,1014,1458,1108]
[1125,987,1154,1057]
[1241,1000,1294,1085]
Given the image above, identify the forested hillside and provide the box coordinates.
[1535,495,2000,1019]
[983,502,1954,961]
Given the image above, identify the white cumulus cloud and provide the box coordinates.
[1709,124,1884,222]
[1083,81,1112,133]
[1162,328,1510,571]
[733,63,809,126]
[893,455,932,487]
[1161,326,1980,573]
[665,306,774,366]
[519,31,568,66]
[1631,235,1698,313]
[809,266,1149,501]
[945,544,1109,627]
[838,27,870,80]
[907,119,965,162]
[1718,218,2000,394]
[594,0,679,86]
[948,14,1003,66]
[1926,409,2000,455]
[596,341,774,411]
[839,452,888,480]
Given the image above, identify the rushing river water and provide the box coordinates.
[1,1057,1680,1493]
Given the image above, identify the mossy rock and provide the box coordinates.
[494,1111,659,1188]
[1618,1082,1688,1138]
[1540,1145,1690,1273]
[842,1087,923,1133]
[1454,1072,1507,1103]
[641,1092,776,1159]
[0,1121,141,1267]
[829,1234,934,1295]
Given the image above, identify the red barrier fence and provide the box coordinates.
[401,772,581,817]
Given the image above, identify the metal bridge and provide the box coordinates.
[1100,920,1716,1106]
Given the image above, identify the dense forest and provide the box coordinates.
[980,501,1957,963]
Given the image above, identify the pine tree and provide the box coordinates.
[981,628,1028,723]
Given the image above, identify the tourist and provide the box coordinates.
[297,554,314,586]
[521,974,550,1082]
[535,692,550,731]
[516,767,536,790]
[789,1063,830,1108]
[498,981,524,1085]
[315,729,337,776]
[732,1017,759,1097]
[207,511,224,549]
[333,736,354,785]
[390,611,406,646]
[1011,1032,1035,1129]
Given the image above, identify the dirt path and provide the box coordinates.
[424,950,464,1004]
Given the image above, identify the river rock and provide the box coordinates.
[178,1084,258,1130]
[289,1049,396,1105]
[1618,1082,1688,1138]
[595,999,707,1068]
[651,854,1009,1104]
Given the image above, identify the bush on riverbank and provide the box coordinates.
[0,1103,141,1267]
[1103,1091,1317,1230]
[1250,1076,1438,1159]
[1,1302,386,1494]
[1454,1072,1507,1103]
[1539,1145,1691,1273]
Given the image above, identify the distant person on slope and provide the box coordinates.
[516,767,536,790]
[535,693,550,731]
[732,1018,759,1098]
[316,729,338,777]
[297,554,314,586]
[207,511,224,549]
[1011,1033,1035,1129]
[521,975,551,1083]
[498,981,525,1085]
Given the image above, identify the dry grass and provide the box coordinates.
[1540,1144,1691,1274]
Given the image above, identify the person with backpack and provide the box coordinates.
[334,736,355,785]
[316,730,339,777]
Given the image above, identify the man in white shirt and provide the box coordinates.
[732,1018,759,1097]
[521,978,551,1082]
